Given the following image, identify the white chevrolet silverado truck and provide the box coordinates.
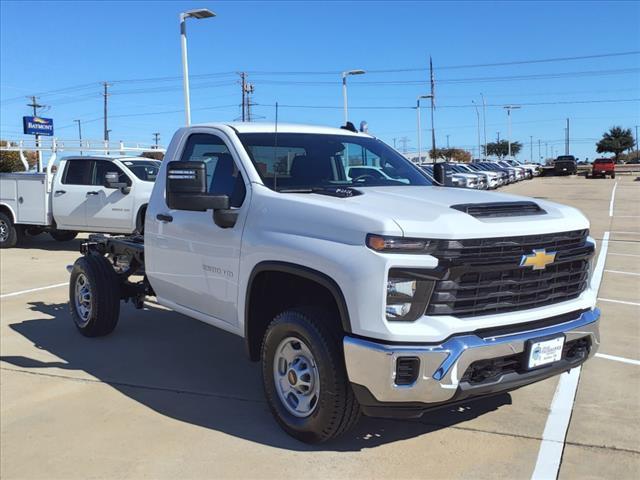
[68,123,600,443]
[0,156,160,248]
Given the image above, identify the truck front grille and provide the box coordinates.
[425,230,593,317]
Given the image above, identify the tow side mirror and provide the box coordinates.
[104,171,130,194]
[166,161,237,227]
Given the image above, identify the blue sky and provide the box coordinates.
[1,0,639,162]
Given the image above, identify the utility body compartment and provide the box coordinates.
[0,172,50,225]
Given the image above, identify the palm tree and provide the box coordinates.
[596,127,635,162]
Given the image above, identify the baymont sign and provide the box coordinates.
[23,116,54,136]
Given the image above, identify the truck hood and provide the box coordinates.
[362,186,588,238]
[322,186,588,239]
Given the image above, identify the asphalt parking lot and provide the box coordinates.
[1,175,638,479]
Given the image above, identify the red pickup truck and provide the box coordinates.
[590,158,615,179]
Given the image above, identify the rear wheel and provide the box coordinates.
[261,308,360,443]
[69,255,121,337]
[611,172,616,179]
[50,230,78,242]
[0,212,23,248]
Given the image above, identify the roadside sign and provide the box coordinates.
[23,116,54,136]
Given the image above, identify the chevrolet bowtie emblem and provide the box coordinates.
[520,249,557,270]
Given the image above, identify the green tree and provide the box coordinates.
[483,140,522,159]
[430,148,471,162]
[139,151,164,160]
[596,126,635,162]
[0,141,37,172]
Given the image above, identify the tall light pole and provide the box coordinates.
[480,93,487,159]
[530,135,533,163]
[503,105,521,158]
[416,94,433,163]
[342,69,366,125]
[472,100,481,161]
[180,8,215,126]
[74,119,83,155]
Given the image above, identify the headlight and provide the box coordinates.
[386,269,435,321]
[367,234,435,254]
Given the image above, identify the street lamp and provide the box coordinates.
[416,94,433,163]
[180,8,216,126]
[503,105,521,158]
[342,69,365,125]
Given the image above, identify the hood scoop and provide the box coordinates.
[451,201,546,218]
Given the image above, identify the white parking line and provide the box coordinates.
[595,353,640,366]
[532,230,610,480]
[611,231,640,235]
[0,283,68,299]
[605,269,640,276]
[609,181,618,217]
[531,367,581,480]
[608,253,640,258]
[597,297,640,307]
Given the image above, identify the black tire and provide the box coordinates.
[0,211,23,248]
[611,172,616,179]
[50,230,78,242]
[69,255,121,337]
[261,308,360,443]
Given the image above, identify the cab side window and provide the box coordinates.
[62,160,93,185]
[93,161,131,186]
[180,133,246,207]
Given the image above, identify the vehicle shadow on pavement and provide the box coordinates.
[1,300,512,452]
[13,235,84,252]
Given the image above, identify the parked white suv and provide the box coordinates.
[0,156,160,247]
[68,123,600,443]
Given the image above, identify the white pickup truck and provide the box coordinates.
[0,156,160,247]
[68,122,600,443]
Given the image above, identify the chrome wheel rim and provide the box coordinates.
[74,273,92,325]
[0,219,8,243]
[273,337,320,418]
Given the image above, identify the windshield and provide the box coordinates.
[237,132,431,191]
[121,160,161,181]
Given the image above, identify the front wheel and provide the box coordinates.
[611,172,616,179]
[69,255,121,337]
[261,309,360,443]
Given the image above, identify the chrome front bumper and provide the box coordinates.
[344,308,600,405]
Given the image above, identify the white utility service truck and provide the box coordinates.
[0,156,160,247]
[68,123,600,443]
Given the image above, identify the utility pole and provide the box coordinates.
[239,72,255,122]
[392,138,397,149]
[635,125,639,155]
[74,119,83,155]
[429,56,436,160]
[240,72,246,122]
[538,139,541,162]
[480,93,487,159]
[503,105,521,158]
[102,82,111,142]
[530,135,533,163]
[398,136,410,155]
[497,131,500,142]
[545,142,549,159]
[153,132,160,148]
[565,118,570,154]
[472,100,481,161]
[27,96,45,170]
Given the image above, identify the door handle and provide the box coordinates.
[86,191,99,196]
[156,213,173,223]
[54,190,66,195]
